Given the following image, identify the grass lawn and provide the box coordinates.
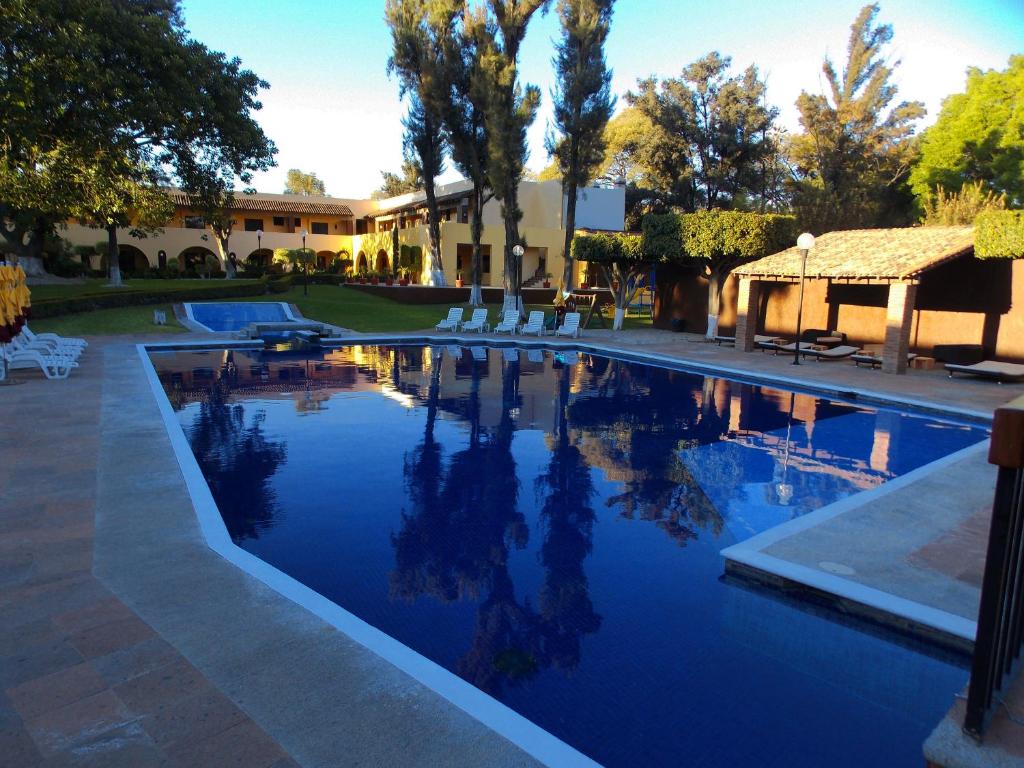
[26,283,653,335]
[28,278,262,301]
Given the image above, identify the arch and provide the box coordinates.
[246,248,273,266]
[375,249,389,273]
[117,244,150,274]
[356,251,368,273]
[316,250,335,270]
[178,246,218,273]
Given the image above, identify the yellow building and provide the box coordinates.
[61,180,625,286]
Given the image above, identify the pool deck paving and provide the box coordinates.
[3,324,1024,766]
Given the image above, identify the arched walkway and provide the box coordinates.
[375,249,389,273]
[316,250,335,270]
[178,246,218,273]
[246,248,273,266]
[356,252,368,273]
[116,245,150,274]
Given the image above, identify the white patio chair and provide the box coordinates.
[493,310,520,335]
[470,346,487,361]
[519,311,545,336]
[502,348,519,363]
[460,308,489,333]
[11,334,83,361]
[526,349,545,364]
[435,307,464,332]
[2,347,78,380]
[555,312,582,338]
[23,324,87,349]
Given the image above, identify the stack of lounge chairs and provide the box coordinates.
[2,325,86,380]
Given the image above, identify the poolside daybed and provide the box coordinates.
[945,361,1024,383]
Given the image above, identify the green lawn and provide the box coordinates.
[29,278,261,301]
[27,283,653,335]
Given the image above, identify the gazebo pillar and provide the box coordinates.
[882,282,918,374]
[735,278,761,351]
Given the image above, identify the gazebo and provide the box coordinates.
[733,226,975,374]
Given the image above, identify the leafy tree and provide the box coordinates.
[598,107,653,187]
[371,160,423,200]
[643,210,796,338]
[910,56,1024,208]
[547,0,616,291]
[920,181,1007,226]
[787,4,925,231]
[626,52,779,212]
[572,232,649,329]
[386,0,455,286]
[0,0,276,274]
[272,246,315,295]
[284,169,326,196]
[975,210,1024,259]
[474,0,551,315]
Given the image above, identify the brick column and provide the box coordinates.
[882,282,917,374]
[735,278,761,352]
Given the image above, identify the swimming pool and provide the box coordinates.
[150,343,987,767]
[184,301,295,332]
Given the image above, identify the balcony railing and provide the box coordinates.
[964,393,1024,740]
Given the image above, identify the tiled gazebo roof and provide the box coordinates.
[167,190,354,217]
[734,226,975,282]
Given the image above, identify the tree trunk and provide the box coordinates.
[215,233,237,279]
[705,268,722,339]
[469,185,484,307]
[423,176,445,287]
[561,183,578,291]
[106,224,123,287]
[501,212,523,316]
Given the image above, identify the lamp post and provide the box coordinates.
[255,229,263,266]
[792,232,815,365]
[301,228,309,297]
[512,243,525,315]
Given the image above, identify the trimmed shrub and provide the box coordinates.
[266,275,294,294]
[30,281,268,318]
[976,210,1024,259]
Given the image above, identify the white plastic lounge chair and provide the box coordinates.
[526,349,544,364]
[493,310,520,335]
[852,352,917,369]
[435,307,463,332]
[557,351,580,366]
[2,348,77,379]
[460,308,489,333]
[555,312,581,338]
[945,361,1024,383]
[445,345,463,359]
[502,348,519,363]
[11,334,83,361]
[23,324,87,349]
[520,311,545,336]
[715,334,772,346]
[799,344,861,361]
[470,346,487,361]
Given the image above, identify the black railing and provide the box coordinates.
[964,394,1024,740]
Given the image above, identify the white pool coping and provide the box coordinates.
[182,301,297,333]
[720,440,989,644]
[136,343,600,768]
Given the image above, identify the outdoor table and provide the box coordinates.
[816,335,843,348]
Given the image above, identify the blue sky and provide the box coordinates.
[180,0,1023,198]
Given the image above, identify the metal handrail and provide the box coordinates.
[964,394,1024,740]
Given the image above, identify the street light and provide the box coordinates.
[512,244,525,314]
[301,228,309,296]
[255,228,263,258]
[792,232,815,365]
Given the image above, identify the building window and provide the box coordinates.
[293,217,301,227]
[184,215,205,229]
[272,216,285,226]
[311,222,328,235]
[244,218,263,232]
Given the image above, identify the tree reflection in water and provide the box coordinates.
[188,380,287,541]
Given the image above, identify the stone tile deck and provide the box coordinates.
[2,325,1021,767]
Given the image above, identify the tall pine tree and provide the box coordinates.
[547,0,615,291]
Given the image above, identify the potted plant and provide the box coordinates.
[370,271,380,285]
[580,281,590,290]
[542,272,552,288]
[385,273,394,286]
[455,271,464,288]
[358,273,367,284]
[398,269,410,286]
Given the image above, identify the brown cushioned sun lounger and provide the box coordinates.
[851,353,918,369]
[945,361,1024,383]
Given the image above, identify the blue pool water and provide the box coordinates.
[151,343,987,767]
[185,301,293,331]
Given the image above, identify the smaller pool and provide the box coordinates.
[185,302,296,332]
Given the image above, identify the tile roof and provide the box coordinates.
[734,226,975,281]
[167,190,354,217]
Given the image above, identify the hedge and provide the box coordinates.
[572,232,644,263]
[641,211,797,265]
[976,210,1024,259]
[30,281,269,318]
[266,275,295,294]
